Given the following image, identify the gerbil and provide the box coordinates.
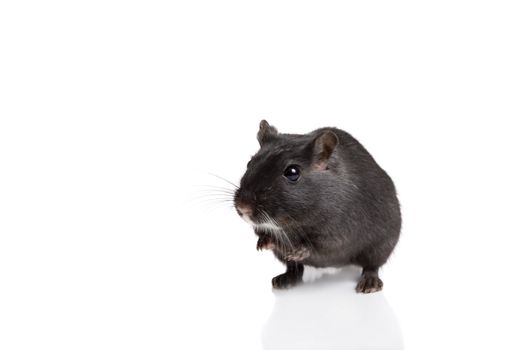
[234,121,401,293]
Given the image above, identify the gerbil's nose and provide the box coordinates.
[236,203,253,217]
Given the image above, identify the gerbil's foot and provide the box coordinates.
[272,262,304,290]
[284,247,310,261]
[356,274,383,294]
[257,235,275,251]
[272,272,302,289]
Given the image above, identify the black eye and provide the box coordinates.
[284,165,300,182]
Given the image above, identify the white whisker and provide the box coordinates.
[205,172,239,189]
[258,210,294,252]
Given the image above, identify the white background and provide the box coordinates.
[1,1,524,349]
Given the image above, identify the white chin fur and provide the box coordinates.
[254,221,282,231]
[242,214,281,231]
[242,214,256,226]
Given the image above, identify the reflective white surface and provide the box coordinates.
[2,1,525,349]
[262,267,403,350]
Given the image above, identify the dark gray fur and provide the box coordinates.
[234,121,401,293]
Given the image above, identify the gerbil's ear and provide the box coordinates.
[257,120,278,146]
[312,131,339,170]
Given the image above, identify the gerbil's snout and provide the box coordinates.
[234,189,257,224]
[236,202,253,217]
[235,200,257,226]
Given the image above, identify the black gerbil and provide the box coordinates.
[234,120,401,293]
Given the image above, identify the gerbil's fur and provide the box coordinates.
[234,121,401,293]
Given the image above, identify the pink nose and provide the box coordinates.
[236,203,253,217]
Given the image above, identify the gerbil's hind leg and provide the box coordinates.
[356,267,383,293]
[272,262,304,289]
[353,238,396,293]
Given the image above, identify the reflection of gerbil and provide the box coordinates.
[234,121,401,293]
[262,267,404,350]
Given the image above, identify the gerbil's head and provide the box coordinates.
[234,120,339,230]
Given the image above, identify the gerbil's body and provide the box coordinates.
[234,121,401,293]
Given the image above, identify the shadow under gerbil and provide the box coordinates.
[261,266,404,350]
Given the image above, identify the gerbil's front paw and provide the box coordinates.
[257,235,275,251]
[284,247,310,261]
[272,273,302,290]
[356,275,383,294]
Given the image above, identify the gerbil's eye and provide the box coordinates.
[284,165,300,182]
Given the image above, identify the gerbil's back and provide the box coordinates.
[325,127,401,237]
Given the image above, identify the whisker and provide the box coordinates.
[191,198,235,204]
[188,194,235,205]
[192,189,235,195]
[195,192,235,197]
[262,210,294,253]
[193,185,236,193]
[191,192,236,198]
[205,172,239,189]
[194,197,235,206]
[196,184,235,189]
